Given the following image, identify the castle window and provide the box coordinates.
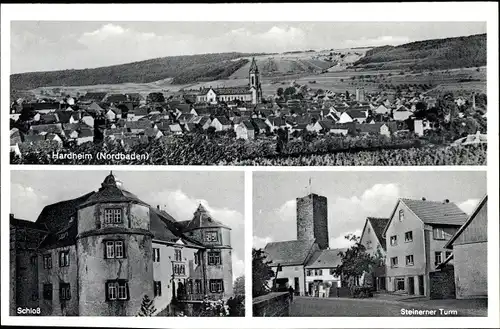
[152,248,160,262]
[59,250,70,267]
[43,284,53,300]
[104,208,122,224]
[390,257,398,268]
[154,281,162,297]
[174,249,182,262]
[405,255,414,266]
[59,282,71,300]
[195,280,202,294]
[43,254,52,269]
[205,231,218,242]
[405,231,413,242]
[106,280,129,301]
[207,251,221,265]
[209,279,224,293]
[173,263,186,276]
[314,269,323,276]
[105,240,125,259]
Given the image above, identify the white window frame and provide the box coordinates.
[399,209,404,221]
[153,248,160,262]
[106,241,115,258]
[405,255,414,266]
[174,249,182,262]
[404,231,413,242]
[115,241,124,259]
[205,231,218,242]
[105,208,122,224]
[117,282,128,300]
[391,257,398,267]
[435,251,442,265]
[390,235,398,246]
[107,282,117,300]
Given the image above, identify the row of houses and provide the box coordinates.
[359,196,488,299]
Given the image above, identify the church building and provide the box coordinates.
[196,57,263,105]
[10,172,233,316]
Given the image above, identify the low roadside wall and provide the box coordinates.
[253,292,291,317]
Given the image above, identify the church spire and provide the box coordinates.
[249,57,259,73]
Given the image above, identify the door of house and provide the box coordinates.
[379,277,386,290]
[408,277,415,295]
[294,277,300,296]
[418,275,424,295]
[396,278,405,291]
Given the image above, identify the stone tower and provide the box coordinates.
[296,193,329,250]
[249,57,262,104]
[76,172,154,316]
[183,204,233,299]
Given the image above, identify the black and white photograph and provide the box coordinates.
[10,170,245,317]
[9,21,487,166]
[252,171,487,317]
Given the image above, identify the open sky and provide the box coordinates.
[11,21,486,73]
[11,170,245,280]
[253,171,486,250]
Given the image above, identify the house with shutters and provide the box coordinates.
[304,249,344,296]
[382,198,468,297]
[9,172,234,316]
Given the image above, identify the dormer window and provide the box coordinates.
[104,208,122,224]
[399,209,404,222]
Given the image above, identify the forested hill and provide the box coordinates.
[10,52,262,90]
[353,33,486,71]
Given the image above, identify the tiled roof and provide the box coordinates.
[305,248,345,269]
[79,173,149,208]
[264,239,315,266]
[36,192,95,233]
[401,198,469,226]
[80,92,107,102]
[367,217,389,250]
[184,204,229,231]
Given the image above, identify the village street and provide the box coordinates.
[289,296,488,317]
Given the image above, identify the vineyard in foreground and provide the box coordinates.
[11,134,487,166]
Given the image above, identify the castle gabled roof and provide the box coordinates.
[184,204,230,231]
[249,57,259,73]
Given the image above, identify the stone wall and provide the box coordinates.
[253,292,291,317]
[429,266,456,299]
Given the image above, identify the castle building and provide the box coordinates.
[196,57,262,105]
[10,173,233,316]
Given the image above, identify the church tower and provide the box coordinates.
[249,57,262,104]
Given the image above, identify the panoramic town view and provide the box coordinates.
[252,171,487,316]
[9,22,487,165]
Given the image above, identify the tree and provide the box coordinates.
[146,92,165,103]
[137,295,157,316]
[233,275,245,296]
[276,87,284,97]
[284,86,296,98]
[252,248,274,297]
[333,234,381,289]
